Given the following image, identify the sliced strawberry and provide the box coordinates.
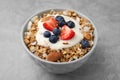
[43,22,54,31]
[43,17,58,31]
[49,17,57,27]
[60,25,75,40]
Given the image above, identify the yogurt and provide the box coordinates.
[36,15,83,49]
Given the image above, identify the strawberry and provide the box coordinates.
[60,25,75,40]
[49,17,57,27]
[43,17,58,31]
[43,22,54,31]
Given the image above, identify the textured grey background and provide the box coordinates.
[0,0,120,80]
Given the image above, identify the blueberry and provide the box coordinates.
[66,21,75,28]
[58,19,66,27]
[52,28,60,35]
[43,31,51,38]
[49,35,59,43]
[81,39,90,48]
[55,16,66,27]
[55,16,64,21]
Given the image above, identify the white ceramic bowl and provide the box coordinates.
[21,9,98,74]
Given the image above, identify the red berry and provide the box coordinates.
[60,25,75,40]
[49,17,57,27]
[43,17,58,31]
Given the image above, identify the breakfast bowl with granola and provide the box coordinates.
[21,9,98,74]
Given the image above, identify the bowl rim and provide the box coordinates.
[21,8,98,65]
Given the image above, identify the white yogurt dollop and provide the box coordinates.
[36,15,83,49]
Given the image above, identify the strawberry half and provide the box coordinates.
[49,17,57,27]
[60,25,75,40]
[43,17,58,31]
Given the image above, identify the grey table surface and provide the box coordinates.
[0,0,120,80]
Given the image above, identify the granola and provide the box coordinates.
[24,10,95,62]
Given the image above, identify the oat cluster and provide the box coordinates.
[24,10,95,62]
